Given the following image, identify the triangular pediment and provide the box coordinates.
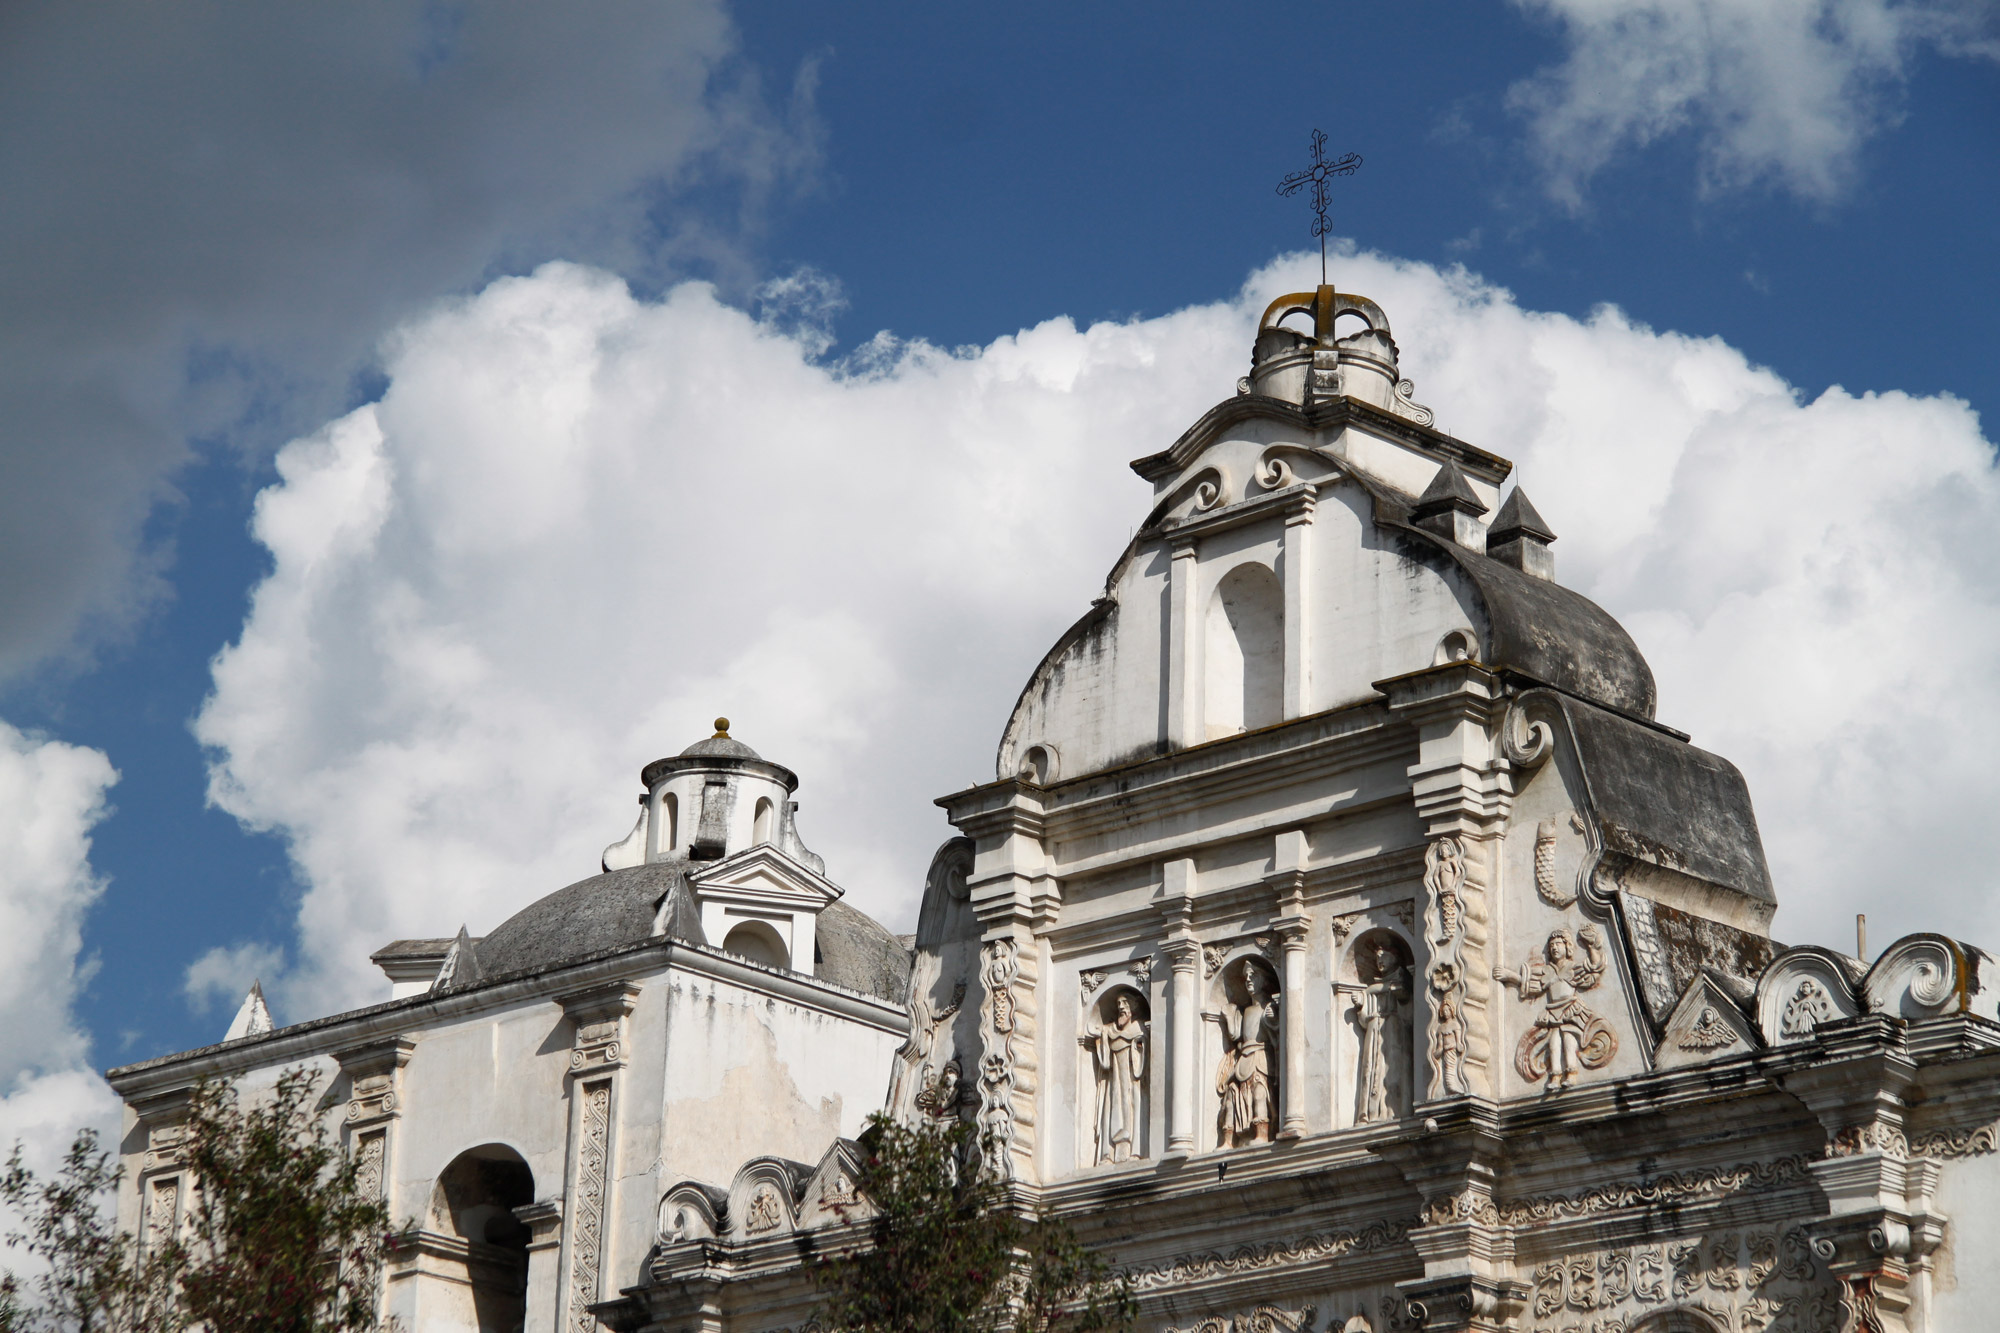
[689,844,844,909]
[794,1138,872,1230]
[1655,973,1760,1069]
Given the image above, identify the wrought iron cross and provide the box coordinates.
[1277,129,1362,287]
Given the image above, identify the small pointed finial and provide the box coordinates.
[712,717,730,738]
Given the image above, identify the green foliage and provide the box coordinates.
[0,1067,401,1333]
[812,1112,1133,1333]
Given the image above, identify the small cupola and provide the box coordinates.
[1410,460,1488,551]
[1246,285,1402,411]
[602,719,824,874]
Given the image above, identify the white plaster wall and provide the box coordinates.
[1921,1150,2000,1328]
[653,970,903,1193]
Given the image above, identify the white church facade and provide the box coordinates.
[112,284,2000,1333]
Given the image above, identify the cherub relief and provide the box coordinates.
[1215,959,1279,1147]
[1495,925,1616,1092]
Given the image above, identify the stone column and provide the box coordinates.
[556,981,641,1333]
[1166,536,1200,748]
[1280,491,1315,719]
[1272,870,1311,1141]
[513,1200,565,1333]
[1161,856,1200,1159]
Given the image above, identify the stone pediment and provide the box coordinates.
[793,1138,872,1230]
[1654,972,1760,1069]
[689,844,844,911]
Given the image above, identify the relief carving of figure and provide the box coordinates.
[1338,934,1411,1124]
[914,1058,973,1120]
[1082,990,1148,1164]
[1780,978,1837,1038]
[1496,925,1616,1092]
[1215,959,1279,1147]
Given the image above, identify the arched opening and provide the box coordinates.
[1019,745,1055,785]
[1631,1314,1726,1333]
[1204,563,1284,739]
[428,1144,533,1333]
[752,797,775,846]
[722,919,789,971]
[661,791,679,852]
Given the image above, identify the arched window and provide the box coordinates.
[753,797,775,846]
[723,920,789,971]
[429,1144,533,1331]
[662,791,678,852]
[1204,562,1284,738]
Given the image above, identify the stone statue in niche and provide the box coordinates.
[1215,958,1280,1147]
[1495,925,1615,1092]
[914,1058,974,1121]
[1081,988,1149,1164]
[1337,931,1411,1124]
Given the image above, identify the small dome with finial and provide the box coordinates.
[680,718,760,760]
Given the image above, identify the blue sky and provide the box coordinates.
[0,1,1994,1143]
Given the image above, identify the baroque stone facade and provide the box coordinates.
[112,284,2000,1333]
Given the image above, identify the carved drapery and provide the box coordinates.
[1214,955,1281,1148]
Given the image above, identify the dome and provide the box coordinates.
[679,717,761,760]
[470,860,909,1003]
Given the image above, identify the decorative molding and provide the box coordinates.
[1204,934,1277,979]
[1164,1305,1318,1333]
[1525,1227,1836,1333]
[337,1036,415,1128]
[560,981,640,1078]
[1500,1155,1813,1225]
[1421,836,1471,1098]
[1620,892,1678,1026]
[1120,1220,1408,1291]
[353,1130,387,1203]
[1910,1123,1999,1159]
[565,1079,614,1333]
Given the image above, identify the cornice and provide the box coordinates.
[107,936,904,1101]
[1129,394,1511,488]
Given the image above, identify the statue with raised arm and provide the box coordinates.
[1216,959,1279,1147]
[1495,925,1616,1092]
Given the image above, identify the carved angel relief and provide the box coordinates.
[1780,978,1837,1038]
[1496,925,1616,1092]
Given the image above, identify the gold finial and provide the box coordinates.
[712,717,730,738]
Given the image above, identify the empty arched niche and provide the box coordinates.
[428,1144,534,1333]
[1205,562,1284,739]
[661,791,679,853]
[723,919,789,971]
[752,797,775,846]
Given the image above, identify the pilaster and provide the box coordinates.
[1167,537,1200,749]
[131,1087,195,1252]
[1373,1102,1524,1333]
[556,980,641,1333]
[1161,857,1201,1159]
[958,783,1054,1183]
[1379,664,1510,1105]
[514,1200,565,1333]
[1280,493,1315,719]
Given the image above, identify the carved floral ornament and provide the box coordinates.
[1163,1305,1317,1333]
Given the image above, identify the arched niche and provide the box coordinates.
[752,796,775,846]
[1080,984,1150,1166]
[427,1144,534,1333]
[1204,562,1284,739]
[1338,929,1415,1126]
[722,919,789,971]
[1630,1312,1726,1333]
[661,791,679,853]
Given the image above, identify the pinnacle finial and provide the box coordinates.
[712,717,730,738]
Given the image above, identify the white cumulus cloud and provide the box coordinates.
[1509,0,1999,206]
[196,250,2000,1018]
[183,941,287,1019]
[0,723,121,1171]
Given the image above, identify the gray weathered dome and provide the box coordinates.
[679,734,762,760]
[471,860,908,1002]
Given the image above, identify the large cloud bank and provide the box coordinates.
[195,252,2000,1016]
[1511,0,1999,205]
